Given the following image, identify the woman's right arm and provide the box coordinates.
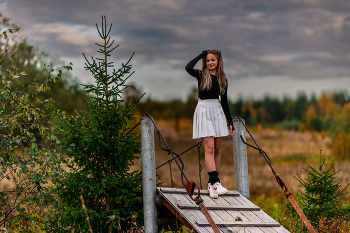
[185,51,207,78]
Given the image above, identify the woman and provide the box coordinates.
[185,49,234,198]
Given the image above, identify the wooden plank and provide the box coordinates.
[159,190,205,233]
[181,209,210,233]
[190,209,212,233]
[162,192,180,206]
[258,227,278,233]
[190,209,208,221]
[235,195,257,207]
[226,226,252,233]
[190,209,223,233]
[212,210,237,222]
[226,210,250,222]
[245,227,264,233]
[173,193,195,205]
[182,192,201,205]
[271,226,290,233]
[160,187,240,196]
[201,194,219,206]
[229,226,267,233]
[196,221,281,227]
[221,196,245,206]
[211,196,231,206]
[177,204,260,211]
[253,210,277,223]
[240,211,265,222]
[204,226,216,233]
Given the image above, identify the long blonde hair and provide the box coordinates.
[200,50,227,95]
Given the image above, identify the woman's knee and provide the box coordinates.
[214,148,221,156]
[205,145,215,155]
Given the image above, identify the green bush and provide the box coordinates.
[0,21,69,232]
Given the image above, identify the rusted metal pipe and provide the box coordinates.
[287,195,316,233]
[186,181,220,233]
[275,174,316,233]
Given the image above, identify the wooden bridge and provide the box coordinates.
[157,187,290,233]
[140,116,300,232]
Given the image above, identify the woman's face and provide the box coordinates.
[206,53,218,71]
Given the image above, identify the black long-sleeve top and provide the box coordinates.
[185,52,234,129]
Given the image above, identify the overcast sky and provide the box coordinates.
[3,0,350,101]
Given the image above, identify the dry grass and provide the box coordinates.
[130,120,350,204]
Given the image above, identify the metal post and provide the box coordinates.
[232,118,250,199]
[140,116,158,233]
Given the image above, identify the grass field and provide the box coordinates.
[131,119,350,214]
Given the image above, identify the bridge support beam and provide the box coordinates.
[232,118,250,199]
[141,116,158,233]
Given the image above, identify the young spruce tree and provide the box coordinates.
[52,16,143,232]
[284,152,350,232]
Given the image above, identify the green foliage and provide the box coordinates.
[51,16,143,232]
[0,20,67,232]
[6,39,89,116]
[282,154,350,232]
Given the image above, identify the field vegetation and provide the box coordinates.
[0,13,350,233]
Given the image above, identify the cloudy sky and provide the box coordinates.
[4,0,350,101]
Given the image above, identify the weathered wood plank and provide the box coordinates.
[235,195,257,207]
[162,192,180,206]
[182,193,200,205]
[191,209,223,232]
[204,226,217,233]
[212,196,231,206]
[181,209,210,233]
[240,211,265,222]
[253,210,277,223]
[221,196,245,206]
[189,209,213,233]
[160,187,240,196]
[177,204,260,211]
[226,210,250,222]
[196,221,281,227]
[159,189,206,233]
[212,210,237,222]
[157,187,290,233]
[201,194,220,206]
[226,226,252,233]
[245,227,264,233]
[173,193,194,205]
[271,226,290,233]
[190,209,208,221]
[258,227,278,233]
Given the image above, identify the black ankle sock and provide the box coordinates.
[208,171,220,185]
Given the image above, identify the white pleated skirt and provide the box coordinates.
[193,99,229,139]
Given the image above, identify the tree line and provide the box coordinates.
[128,86,349,132]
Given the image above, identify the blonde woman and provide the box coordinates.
[185,49,234,198]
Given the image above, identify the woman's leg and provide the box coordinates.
[202,136,216,172]
[202,136,219,198]
[212,136,228,194]
[213,137,222,171]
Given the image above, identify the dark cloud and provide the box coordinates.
[4,0,350,81]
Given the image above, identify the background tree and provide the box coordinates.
[51,16,143,232]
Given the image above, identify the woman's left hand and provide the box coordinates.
[229,125,234,136]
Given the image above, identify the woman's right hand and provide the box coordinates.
[201,50,209,57]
